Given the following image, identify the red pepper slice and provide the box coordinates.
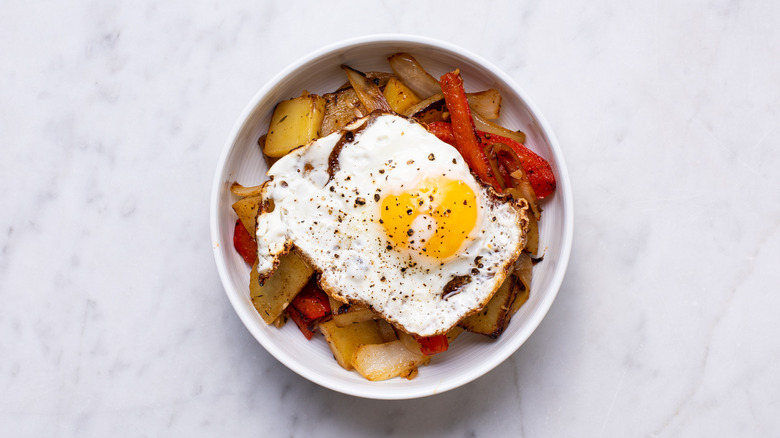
[232,219,257,265]
[415,334,449,356]
[290,279,332,321]
[477,132,556,199]
[427,122,556,199]
[439,70,499,189]
[426,121,457,147]
[287,307,315,340]
[287,278,332,340]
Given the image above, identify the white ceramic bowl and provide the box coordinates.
[211,34,573,399]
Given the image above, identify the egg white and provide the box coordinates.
[255,114,528,336]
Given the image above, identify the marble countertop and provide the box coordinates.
[2,1,778,436]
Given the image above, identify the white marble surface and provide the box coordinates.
[2,0,779,436]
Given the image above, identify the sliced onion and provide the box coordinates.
[403,90,500,121]
[230,182,264,197]
[467,89,501,119]
[335,71,394,92]
[401,92,444,117]
[341,65,392,112]
[485,143,541,220]
[388,53,441,99]
[483,145,507,191]
[473,111,526,144]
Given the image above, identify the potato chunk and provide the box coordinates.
[382,77,421,114]
[319,319,384,370]
[351,340,430,381]
[332,305,376,327]
[250,252,313,324]
[263,92,325,157]
[231,195,263,235]
[459,275,515,338]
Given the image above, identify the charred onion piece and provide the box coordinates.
[388,53,441,98]
[467,89,502,119]
[485,142,541,220]
[341,65,392,113]
[230,181,264,197]
[473,111,526,145]
[484,147,507,191]
[391,53,503,121]
[335,71,394,92]
[401,92,444,117]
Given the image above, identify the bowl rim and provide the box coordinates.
[210,33,574,399]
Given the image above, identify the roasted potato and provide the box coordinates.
[249,252,314,324]
[231,195,263,235]
[352,339,430,381]
[382,77,421,114]
[263,92,326,157]
[446,326,465,343]
[332,305,376,327]
[319,319,384,370]
[459,275,516,338]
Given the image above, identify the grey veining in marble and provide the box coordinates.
[1,0,779,436]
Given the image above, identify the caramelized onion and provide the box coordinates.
[401,92,444,117]
[483,145,507,191]
[484,143,541,219]
[467,89,502,119]
[473,112,526,145]
[388,53,441,98]
[335,71,394,92]
[230,182,264,198]
[341,65,392,112]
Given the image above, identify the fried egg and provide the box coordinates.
[255,113,529,336]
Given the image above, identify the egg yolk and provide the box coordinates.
[380,178,477,259]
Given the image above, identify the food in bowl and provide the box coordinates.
[229,53,556,381]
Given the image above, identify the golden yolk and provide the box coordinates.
[380,178,477,259]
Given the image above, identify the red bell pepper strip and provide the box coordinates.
[426,121,457,147]
[287,278,332,340]
[415,334,449,356]
[290,279,332,321]
[427,122,556,199]
[439,70,499,189]
[232,219,257,265]
[287,307,315,340]
[477,132,556,199]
